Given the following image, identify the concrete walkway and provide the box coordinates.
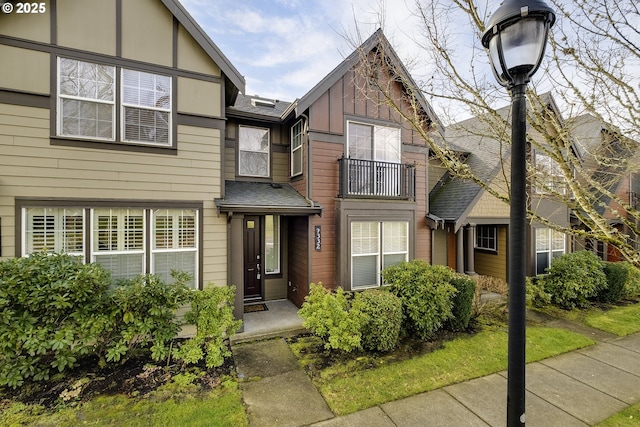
[232,320,640,427]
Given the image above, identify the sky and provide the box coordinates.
[180,0,447,103]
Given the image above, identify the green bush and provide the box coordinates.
[599,262,628,304]
[97,273,192,365]
[539,251,607,309]
[382,261,457,340]
[298,283,364,352]
[621,261,640,298]
[0,252,111,388]
[447,274,476,331]
[173,286,242,368]
[351,290,402,352]
[526,276,551,307]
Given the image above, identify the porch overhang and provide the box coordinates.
[215,181,322,216]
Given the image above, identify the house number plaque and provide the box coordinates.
[315,225,321,251]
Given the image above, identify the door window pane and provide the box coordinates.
[265,215,280,274]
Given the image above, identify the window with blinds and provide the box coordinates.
[24,208,84,257]
[151,209,198,286]
[57,57,171,146]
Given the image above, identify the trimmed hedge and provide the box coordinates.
[448,274,476,331]
[352,290,402,352]
[599,261,628,304]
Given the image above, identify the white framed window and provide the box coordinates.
[475,226,498,251]
[265,215,280,274]
[23,207,85,257]
[122,69,171,145]
[291,119,304,177]
[57,57,172,147]
[92,209,145,281]
[151,209,198,285]
[535,152,566,195]
[351,221,408,289]
[239,125,270,177]
[22,205,199,287]
[58,57,115,140]
[535,227,565,275]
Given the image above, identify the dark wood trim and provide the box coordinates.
[50,137,179,155]
[50,0,57,45]
[307,130,344,145]
[0,36,224,83]
[172,16,178,68]
[272,143,288,153]
[115,0,122,57]
[0,89,50,108]
[176,113,225,129]
[50,53,57,137]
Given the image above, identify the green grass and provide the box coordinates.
[584,303,640,336]
[595,401,640,426]
[291,326,594,415]
[1,378,248,427]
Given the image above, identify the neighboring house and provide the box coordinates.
[215,29,444,310]
[0,0,245,289]
[569,113,640,261]
[429,94,573,280]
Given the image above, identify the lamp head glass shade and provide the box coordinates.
[482,0,556,87]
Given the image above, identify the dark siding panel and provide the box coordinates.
[329,79,344,135]
[288,216,309,307]
[310,91,330,132]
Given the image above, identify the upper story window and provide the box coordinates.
[57,57,172,147]
[347,121,401,163]
[291,119,304,177]
[239,125,270,177]
[534,152,565,195]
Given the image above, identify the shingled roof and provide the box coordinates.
[215,181,321,215]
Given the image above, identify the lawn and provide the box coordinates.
[596,401,640,426]
[584,302,640,336]
[288,324,595,415]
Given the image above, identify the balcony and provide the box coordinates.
[338,156,416,200]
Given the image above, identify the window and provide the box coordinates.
[239,125,270,177]
[58,58,115,140]
[291,119,304,177]
[347,122,402,196]
[24,207,84,257]
[351,221,408,289]
[57,57,172,147]
[22,205,198,287]
[93,209,145,281]
[265,215,280,274]
[152,209,198,285]
[475,226,497,251]
[535,227,565,275]
[122,69,171,145]
[535,152,565,195]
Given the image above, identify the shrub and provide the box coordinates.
[298,283,363,352]
[539,251,607,309]
[351,290,402,352]
[173,286,242,368]
[526,276,551,308]
[382,261,457,340]
[599,262,628,304]
[97,272,192,365]
[621,261,640,298]
[0,252,111,388]
[447,274,476,331]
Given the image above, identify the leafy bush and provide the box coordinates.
[447,274,476,331]
[621,261,640,298]
[97,273,192,365]
[538,251,607,309]
[173,286,242,368]
[298,283,364,352]
[526,276,551,307]
[0,252,111,388]
[382,261,457,340]
[599,262,628,304]
[351,290,402,352]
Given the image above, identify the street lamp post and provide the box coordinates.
[481,1,555,426]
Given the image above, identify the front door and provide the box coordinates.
[244,216,262,300]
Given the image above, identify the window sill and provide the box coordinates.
[51,137,177,155]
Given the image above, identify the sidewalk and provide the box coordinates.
[232,322,640,427]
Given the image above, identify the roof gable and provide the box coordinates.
[295,29,443,134]
[161,0,245,97]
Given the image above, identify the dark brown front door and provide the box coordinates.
[244,216,262,300]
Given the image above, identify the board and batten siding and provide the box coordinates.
[0,104,226,286]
